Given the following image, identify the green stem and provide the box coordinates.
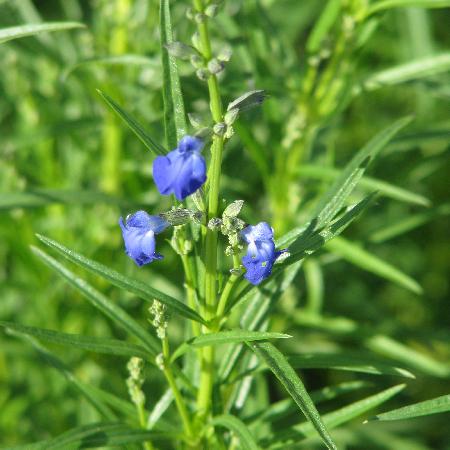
[162,336,194,441]
[216,254,241,318]
[137,403,154,450]
[193,0,225,419]
[181,253,201,337]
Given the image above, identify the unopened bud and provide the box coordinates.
[208,218,222,230]
[208,58,225,75]
[224,108,239,126]
[195,13,207,24]
[196,68,210,81]
[213,122,227,136]
[205,4,219,17]
[223,200,244,218]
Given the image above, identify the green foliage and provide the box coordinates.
[0,0,449,448]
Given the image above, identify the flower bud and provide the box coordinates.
[213,122,227,136]
[196,68,211,81]
[223,200,244,218]
[224,108,239,126]
[164,42,196,60]
[205,3,220,18]
[208,58,225,75]
[190,54,204,69]
[208,218,222,230]
[195,13,207,24]
[217,47,232,62]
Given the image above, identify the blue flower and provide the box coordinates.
[119,211,169,266]
[152,135,206,201]
[240,222,284,285]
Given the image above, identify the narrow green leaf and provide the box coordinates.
[286,193,377,263]
[325,236,422,294]
[367,394,450,421]
[35,234,206,325]
[0,321,153,359]
[0,189,141,211]
[250,341,337,450]
[30,246,160,354]
[371,203,450,242]
[298,164,430,206]
[0,22,84,44]
[86,385,138,419]
[6,332,116,421]
[367,0,450,16]
[288,352,415,378]
[7,422,173,450]
[212,415,260,450]
[247,381,371,425]
[171,330,291,362]
[193,330,291,347]
[63,54,158,80]
[310,117,412,230]
[269,385,405,447]
[160,0,187,147]
[359,53,450,92]
[97,90,167,156]
[306,0,341,53]
[366,335,450,378]
[147,388,174,429]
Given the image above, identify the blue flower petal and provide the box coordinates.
[152,135,207,200]
[241,222,273,244]
[241,222,284,285]
[119,211,167,267]
[178,135,204,153]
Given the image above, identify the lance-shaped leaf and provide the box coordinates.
[367,394,450,422]
[0,321,153,360]
[326,236,422,294]
[358,53,450,92]
[227,90,267,113]
[0,22,84,44]
[6,331,116,421]
[7,422,174,450]
[160,0,187,147]
[250,341,337,450]
[35,234,206,325]
[278,117,412,249]
[367,0,450,16]
[171,330,291,362]
[267,384,405,448]
[30,246,160,354]
[212,415,260,450]
[97,90,167,156]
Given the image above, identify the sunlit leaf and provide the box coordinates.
[250,342,337,450]
[0,22,84,44]
[367,394,450,421]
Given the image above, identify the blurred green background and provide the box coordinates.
[0,0,449,448]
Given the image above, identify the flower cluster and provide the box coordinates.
[119,135,286,286]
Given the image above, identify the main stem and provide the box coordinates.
[162,337,194,440]
[193,0,224,418]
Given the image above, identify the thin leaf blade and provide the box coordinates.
[250,341,337,450]
[367,394,450,421]
[0,22,85,44]
[35,234,206,325]
[212,415,260,450]
[325,236,423,294]
[30,246,160,354]
[97,90,167,155]
[0,321,152,359]
[160,0,187,147]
